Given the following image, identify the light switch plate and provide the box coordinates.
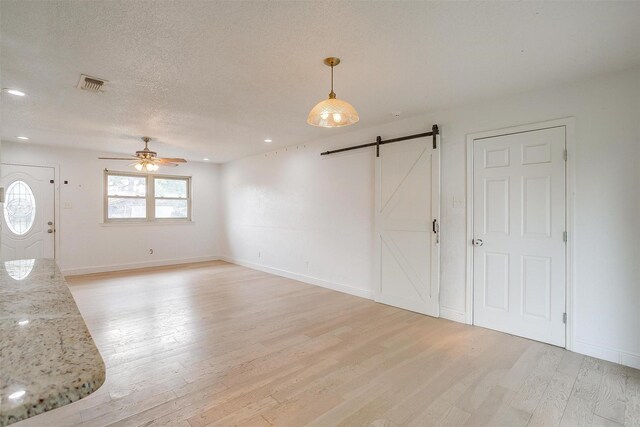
[453,196,465,209]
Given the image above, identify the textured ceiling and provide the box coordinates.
[1,1,639,162]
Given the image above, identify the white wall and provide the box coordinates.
[1,143,221,275]
[220,67,640,368]
[219,135,376,298]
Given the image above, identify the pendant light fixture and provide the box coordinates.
[307,57,359,128]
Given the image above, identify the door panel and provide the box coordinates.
[484,178,509,234]
[1,164,55,261]
[375,137,440,316]
[473,126,566,347]
[522,176,551,237]
[484,251,509,311]
[522,255,551,320]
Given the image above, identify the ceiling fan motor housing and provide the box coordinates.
[136,149,157,159]
[98,136,186,168]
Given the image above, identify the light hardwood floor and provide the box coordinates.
[15,261,640,427]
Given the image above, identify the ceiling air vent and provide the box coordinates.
[77,74,107,93]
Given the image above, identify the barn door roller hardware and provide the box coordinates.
[320,124,439,157]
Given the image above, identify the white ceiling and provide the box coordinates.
[2,1,639,163]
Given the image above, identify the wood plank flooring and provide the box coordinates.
[14,261,640,427]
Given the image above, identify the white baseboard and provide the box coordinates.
[220,255,373,300]
[62,255,221,276]
[439,307,467,324]
[573,338,640,370]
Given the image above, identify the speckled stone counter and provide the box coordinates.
[0,259,105,426]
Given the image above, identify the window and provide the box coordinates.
[4,180,36,235]
[154,178,189,219]
[104,171,191,222]
[106,174,147,219]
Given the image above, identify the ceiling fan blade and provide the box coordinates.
[158,158,187,163]
[98,157,139,160]
[161,162,179,167]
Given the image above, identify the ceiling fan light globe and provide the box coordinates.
[146,163,154,172]
[135,163,143,171]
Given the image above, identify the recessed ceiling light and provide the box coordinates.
[203,158,210,161]
[3,89,26,97]
[16,136,29,140]
[18,319,29,326]
[264,139,273,143]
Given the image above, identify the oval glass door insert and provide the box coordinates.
[4,180,36,235]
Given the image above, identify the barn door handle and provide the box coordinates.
[432,219,439,244]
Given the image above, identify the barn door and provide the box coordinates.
[374,136,440,316]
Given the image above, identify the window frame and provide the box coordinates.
[104,170,192,223]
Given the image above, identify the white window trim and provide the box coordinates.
[104,170,192,223]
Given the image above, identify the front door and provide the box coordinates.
[472,126,566,346]
[375,136,440,316]
[1,164,55,261]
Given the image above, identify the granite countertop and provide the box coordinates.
[0,259,105,426]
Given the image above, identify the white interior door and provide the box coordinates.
[375,137,440,316]
[1,164,56,261]
[472,126,566,347]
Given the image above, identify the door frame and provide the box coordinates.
[1,162,60,261]
[374,134,441,316]
[465,118,576,350]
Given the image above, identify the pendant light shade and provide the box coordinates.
[307,98,359,127]
[307,57,359,128]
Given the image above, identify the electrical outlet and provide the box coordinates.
[63,201,73,209]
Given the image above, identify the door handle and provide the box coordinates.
[472,238,483,247]
[47,229,53,234]
[48,221,53,226]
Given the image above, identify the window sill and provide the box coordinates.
[100,220,195,227]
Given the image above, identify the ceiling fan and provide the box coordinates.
[99,137,187,171]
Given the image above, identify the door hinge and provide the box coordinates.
[563,231,568,242]
[563,149,568,161]
[563,312,567,324]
